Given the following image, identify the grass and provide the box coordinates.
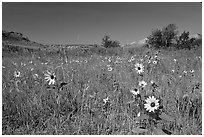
[2,46,202,135]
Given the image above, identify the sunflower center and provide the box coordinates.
[50,75,55,79]
[150,102,155,107]
[138,67,141,70]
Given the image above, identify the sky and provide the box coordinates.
[2,2,202,45]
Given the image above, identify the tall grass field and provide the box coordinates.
[2,45,202,135]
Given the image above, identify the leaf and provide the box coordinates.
[149,112,162,121]
[132,127,148,134]
[159,112,175,122]
[134,114,149,122]
[154,128,168,135]
[162,129,172,135]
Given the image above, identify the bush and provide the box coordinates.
[147,24,179,49]
[147,24,201,50]
[147,29,163,49]
[101,35,121,48]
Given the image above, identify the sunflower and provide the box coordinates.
[139,80,147,87]
[44,70,56,85]
[107,65,113,71]
[130,88,140,96]
[152,60,157,64]
[134,63,144,74]
[144,96,159,112]
[14,70,21,78]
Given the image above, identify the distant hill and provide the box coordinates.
[123,38,148,49]
[2,30,96,50]
[2,30,30,42]
[190,33,202,40]
[2,30,101,56]
[2,30,48,50]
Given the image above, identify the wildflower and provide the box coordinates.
[150,80,154,84]
[152,60,157,64]
[130,88,140,96]
[20,62,26,66]
[103,97,109,103]
[139,80,147,87]
[171,69,175,73]
[108,58,111,62]
[14,70,21,78]
[134,63,144,74]
[190,69,195,73]
[147,60,151,63]
[183,70,187,74]
[107,65,113,71]
[33,73,38,79]
[144,96,159,112]
[131,56,135,60]
[128,59,132,62]
[108,67,113,71]
[44,70,56,85]
[137,112,141,117]
[173,59,177,62]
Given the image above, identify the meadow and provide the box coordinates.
[2,45,202,135]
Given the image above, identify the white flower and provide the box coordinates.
[130,88,140,96]
[134,63,144,74]
[153,60,157,64]
[14,70,21,78]
[128,59,132,62]
[137,112,141,117]
[171,69,175,73]
[108,67,113,71]
[144,96,159,112]
[33,73,38,79]
[139,80,147,87]
[131,56,135,60]
[107,65,113,71]
[103,97,109,103]
[190,69,195,73]
[108,58,112,62]
[44,70,56,85]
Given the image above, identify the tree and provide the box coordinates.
[177,31,190,49]
[161,24,178,48]
[102,35,111,48]
[147,29,163,49]
[101,35,120,48]
[147,24,179,49]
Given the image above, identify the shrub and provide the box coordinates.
[101,35,121,48]
[147,24,178,49]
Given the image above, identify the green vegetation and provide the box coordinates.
[147,24,202,50]
[2,27,202,135]
[101,35,121,48]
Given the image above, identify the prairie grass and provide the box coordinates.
[2,46,202,135]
